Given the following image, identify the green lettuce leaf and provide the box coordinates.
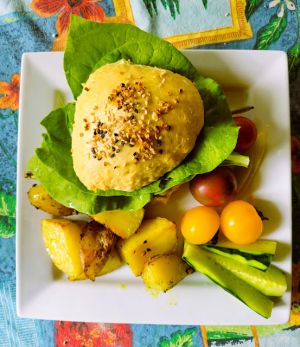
[64,16,198,99]
[29,17,239,214]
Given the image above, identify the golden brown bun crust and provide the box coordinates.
[72,60,204,192]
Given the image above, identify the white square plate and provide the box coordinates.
[16,50,291,325]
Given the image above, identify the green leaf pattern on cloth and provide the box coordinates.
[249,0,300,80]
[142,0,180,19]
[142,0,209,19]
[288,40,300,81]
[142,0,159,17]
[254,12,288,49]
[0,191,15,218]
[0,215,15,238]
[245,0,263,20]
[159,328,196,347]
[160,0,180,19]
[0,183,16,238]
[202,0,208,9]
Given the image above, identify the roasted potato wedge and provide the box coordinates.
[80,221,117,281]
[28,184,74,216]
[99,247,124,275]
[69,248,124,281]
[92,209,144,239]
[118,217,177,276]
[142,255,193,292]
[42,219,87,279]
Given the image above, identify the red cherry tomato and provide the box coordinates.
[189,167,237,207]
[234,116,257,152]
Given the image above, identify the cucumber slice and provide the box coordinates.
[200,247,287,297]
[183,243,273,319]
[202,245,272,271]
[209,239,277,255]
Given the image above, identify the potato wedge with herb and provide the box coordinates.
[142,255,193,292]
[42,219,87,279]
[28,184,74,216]
[80,221,117,281]
[69,248,124,281]
[118,217,177,276]
[92,209,144,239]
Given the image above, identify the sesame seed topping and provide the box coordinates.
[88,80,176,162]
[152,112,158,121]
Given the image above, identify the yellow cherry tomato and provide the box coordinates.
[220,200,263,245]
[181,206,220,244]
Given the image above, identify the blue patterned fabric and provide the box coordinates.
[0,1,300,346]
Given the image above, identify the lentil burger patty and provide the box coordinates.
[72,60,204,192]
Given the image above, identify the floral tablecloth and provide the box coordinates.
[0,1,300,346]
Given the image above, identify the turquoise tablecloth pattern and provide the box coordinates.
[0,1,300,346]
